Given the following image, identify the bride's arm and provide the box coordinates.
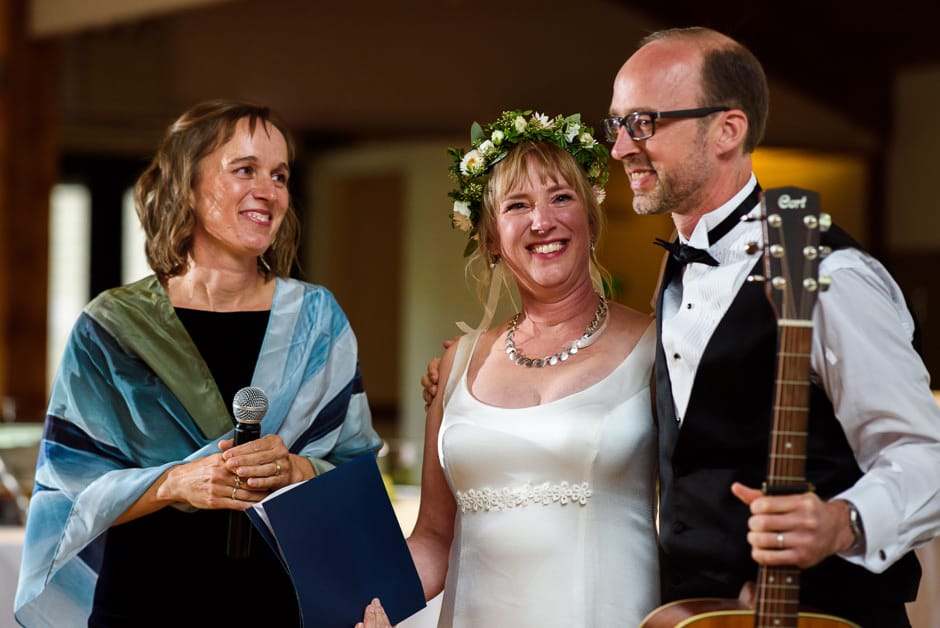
[407,340,460,601]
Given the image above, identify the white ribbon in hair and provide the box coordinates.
[455,261,515,334]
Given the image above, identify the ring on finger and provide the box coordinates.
[274,461,281,476]
[232,486,238,500]
[776,532,784,549]
[234,475,242,489]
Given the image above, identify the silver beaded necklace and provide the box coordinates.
[505,294,609,368]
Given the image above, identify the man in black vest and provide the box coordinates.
[603,26,940,627]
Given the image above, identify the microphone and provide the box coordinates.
[226,386,268,559]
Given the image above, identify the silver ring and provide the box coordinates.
[234,475,242,489]
[274,461,281,476]
[776,532,784,549]
[232,486,238,500]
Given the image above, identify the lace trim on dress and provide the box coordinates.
[455,481,592,513]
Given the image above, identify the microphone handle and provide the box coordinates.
[226,422,261,559]
[233,421,261,446]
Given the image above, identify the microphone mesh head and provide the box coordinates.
[232,386,268,424]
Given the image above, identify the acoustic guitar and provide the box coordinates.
[640,187,858,628]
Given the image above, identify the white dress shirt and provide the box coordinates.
[660,174,940,573]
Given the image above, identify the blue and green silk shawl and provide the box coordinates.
[14,275,382,627]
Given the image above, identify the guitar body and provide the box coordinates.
[640,598,861,628]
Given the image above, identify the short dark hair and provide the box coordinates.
[640,27,769,153]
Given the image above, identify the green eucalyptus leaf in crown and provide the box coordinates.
[446,110,610,250]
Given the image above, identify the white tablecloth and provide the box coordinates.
[0,526,24,628]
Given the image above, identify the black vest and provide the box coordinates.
[653,224,921,627]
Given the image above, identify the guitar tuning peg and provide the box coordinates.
[744,241,761,255]
[746,274,766,283]
[771,277,787,290]
[819,213,832,232]
[818,275,832,291]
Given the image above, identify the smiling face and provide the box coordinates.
[493,155,593,298]
[189,117,290,268]
[608,38,720,220]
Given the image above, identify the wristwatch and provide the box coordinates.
[845,500,865,553]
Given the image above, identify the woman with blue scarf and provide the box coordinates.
[14,100,383,627]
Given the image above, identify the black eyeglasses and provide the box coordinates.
[601,106,731,142]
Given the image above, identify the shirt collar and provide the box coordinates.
[686,173,759,248]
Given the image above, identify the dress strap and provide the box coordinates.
[443,330,484,407]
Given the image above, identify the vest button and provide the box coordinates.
[673,353,681,360]
[672,521,686,533]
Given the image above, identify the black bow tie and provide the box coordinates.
[653,184,764,269]
[654,238,719,267]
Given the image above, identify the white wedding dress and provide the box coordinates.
[436,323,660,627]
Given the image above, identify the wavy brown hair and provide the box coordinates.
[134,99,301,281]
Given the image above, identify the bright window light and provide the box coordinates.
[47,184,91,390]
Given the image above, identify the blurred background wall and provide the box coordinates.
[1,0,938,477]
[2,1,939,624]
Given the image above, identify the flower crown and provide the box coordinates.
[447,110,610,254]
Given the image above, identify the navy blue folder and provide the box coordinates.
[246,452,426,627]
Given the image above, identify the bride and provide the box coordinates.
[360,110,660,628]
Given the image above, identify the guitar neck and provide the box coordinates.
[765,322,813,493]
[756,565,802,626]
[756,322,813,627]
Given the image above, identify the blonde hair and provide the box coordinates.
[466,141,610,310]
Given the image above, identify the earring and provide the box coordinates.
[489,253,501,268]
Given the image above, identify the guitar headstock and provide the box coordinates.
[757,187,830,322]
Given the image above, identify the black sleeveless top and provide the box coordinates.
[90,309,302,627]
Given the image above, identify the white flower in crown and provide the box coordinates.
[531,112,551,128]
[593,185,607,204]
[579,132,597,147]
[452,200,473,232]
[447,110,611,254]
[460,149,485,176]
[477,139,497,157]
[564,122,581,143]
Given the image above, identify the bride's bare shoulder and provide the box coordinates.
[608,302,654,332]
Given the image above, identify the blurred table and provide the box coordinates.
[908,535,940,628]
[0,423,42,526]
[391,485,441,627]
[0,424,39,628]
[906,394,940,627]
[0,526,24,628]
